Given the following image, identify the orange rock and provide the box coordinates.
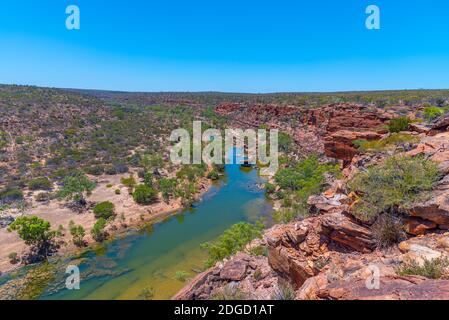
[404,217,437,235]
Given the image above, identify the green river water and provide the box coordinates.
[34,164,273,300]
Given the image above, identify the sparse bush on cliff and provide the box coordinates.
[278,132,293,153]
[354,133,419,152]
[349,156,440,222]
[396,257,449,279]
[133,184,158,205]
[212,284,248,300]
[201,222,264,268]
[93,201,116,220]
[388,117,411,133]
[371,214,405,248]
[423,105,444,122]
[274,156,339,219]
[272,281,296,300]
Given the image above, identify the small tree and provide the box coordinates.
[58,172,96,207]
[133,184,158,205]
[8,216,56,260]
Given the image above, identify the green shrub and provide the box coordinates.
[388,117,411,133]
[91,218,107,242]
[158,178,177,201]
[264,182,276,194]
[349,156,440,222]
[68,220,86,247]
[212,284,248,300]
[396,257,449,279]
[84,165,104,176]
[57,172,96,205]
[273,209,296,224]
[272,281,296,300]
[120,176,136,188]
[93,201,116,220]
[115,189,121,195]
[28,177,52,191]
[104,165,118,175]
[207,170,220,181]
[253,269,263,281]
[0,188,24,204]
[371,214,405,248]
[423,106,444,122]
[8,252,19,264]
[249,245,268,257]
[35,192,51,202]
[278,132,293,153]
[133,185,158,205]
[139,286,155,300]
[354,133,419,152]
[174,271,190,282]
[274,156,339,217]
[201,222,263,267]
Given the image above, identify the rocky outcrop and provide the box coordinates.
[265,211,376,288]
[405,133,449,230]
[296,233,449,300]
[173,252,281,300]
[324,130,383,163]
[215,103,391,163]
[317,276,449,300]
[430,115,449,134]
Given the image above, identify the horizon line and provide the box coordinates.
[1,82,449,96]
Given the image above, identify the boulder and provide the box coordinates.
[321,213,376,253]
[220,258,248,281]
[404,217,438,235]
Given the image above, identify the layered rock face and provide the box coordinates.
[216,103,392,163]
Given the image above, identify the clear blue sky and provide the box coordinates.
[0,0,448,92]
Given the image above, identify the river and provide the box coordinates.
[37,164,273,300]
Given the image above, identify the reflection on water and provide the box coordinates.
[39,164,272,300]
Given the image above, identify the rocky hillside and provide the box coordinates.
[175,102,449,300]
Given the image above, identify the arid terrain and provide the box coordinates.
[2,85,449,300]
